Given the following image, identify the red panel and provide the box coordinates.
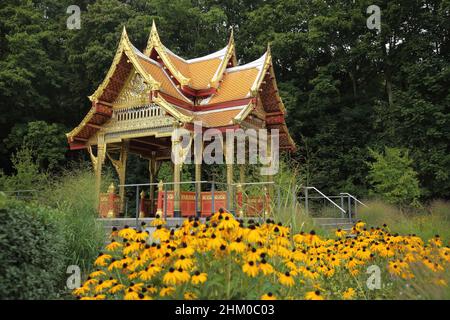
[180,192,196,217]
[201,192,227,217]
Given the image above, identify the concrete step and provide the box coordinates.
[312,217,355,232]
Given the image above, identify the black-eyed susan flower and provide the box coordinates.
[342,288,355,300]
[191,271,207,285]
[174,256,194,270]
[109,284,125,294]
[124,288,139,300]
[305,290,324,300]
[184,292,197,300]
[163,268,178,285]
[242,261,259,277]
[94,254,112,267]
[174,268,190,283]
[118,227,136,240]
[335,229,347,238]
[261,292,276,300]
[159,286,175,297]
[278,272,295,287]
[105,240,122,251]
[259,259,274,275]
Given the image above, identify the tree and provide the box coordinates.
[0,147,48,192]
[5,121,67,171]
[367,147,421,207]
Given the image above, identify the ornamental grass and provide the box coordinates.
[74,211,449,300]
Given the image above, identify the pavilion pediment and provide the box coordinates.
[113,72,151,109]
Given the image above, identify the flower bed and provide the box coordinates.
[74,211,449,300]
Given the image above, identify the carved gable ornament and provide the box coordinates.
[114,72,150,108]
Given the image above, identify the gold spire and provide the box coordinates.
[266,42,272,56]
[143,19,190,86]
[144,19,161,55]
[209,28,237,88]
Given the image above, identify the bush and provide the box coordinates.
[0,147,48,192]
[0,196,66,299]
[367,147,421,207]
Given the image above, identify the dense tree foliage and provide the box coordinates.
[367,147,421,207]
[0,0,448,200]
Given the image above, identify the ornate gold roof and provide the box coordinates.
[67,23,295,151]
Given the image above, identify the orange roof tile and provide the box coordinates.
[136,56,192,104]
[165,47,226,90]
[194,108,244,127]
[207,68,259,104]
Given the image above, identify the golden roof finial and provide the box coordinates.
[121,26,128,38]
[228,28,235,45]
[145,19,161,55]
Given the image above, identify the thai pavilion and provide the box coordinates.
[66,22,295,218]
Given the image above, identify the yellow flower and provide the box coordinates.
[153,226,170,241]
[140,264,162,281]
[335,229,347,238]
[146,286,158,294]
[246,227,262,243]
[163,268,178,285]
[242,261,259,277]
[151,216,166,226]
[191,271,207,285]
[118,227,136,240]
[184,292,197,300]
[160,286,175,297]
[261,292,276,300]
[94,254,112,267]
[229,240,246,253]
[355,221,366,230]
[73,286,90,296]
[218,216,240,229]
[387,261,402,276]
[174,256,194,270]
[109,284,125,294]
[278,272,295,287]
[123,242,142,255]
[134,230,149,242]
[259,260,274,275]
[89,269,106,278]
[342,288,355,300]
[175,268,191,283]
[124,289,139,300]
[105,240,122,251]
[305,290,324,300]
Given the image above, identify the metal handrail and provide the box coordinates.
[118,181,209,187]
[340,193,368,207]
[304,187,346,214]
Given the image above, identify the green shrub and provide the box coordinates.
[367,147,421,207]
[0,196,66,299]
[0,147,48,192]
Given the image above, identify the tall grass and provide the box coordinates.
[39,163,111,271]
[269,159,321,235]
[358,199,450,242]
